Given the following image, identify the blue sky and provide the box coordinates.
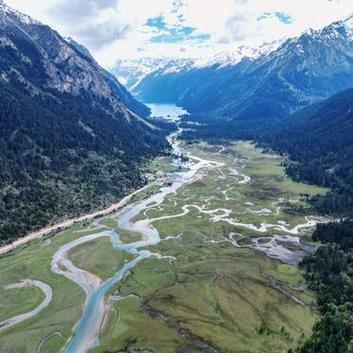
[257,11,293,24]
[5,0,353,66]
[145,16,211,44]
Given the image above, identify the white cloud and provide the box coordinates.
[5,0,353,67]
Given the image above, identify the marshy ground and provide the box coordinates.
[0,140,327,353]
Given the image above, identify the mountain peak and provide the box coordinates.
[344,13,353,23]
[0,0,41,25]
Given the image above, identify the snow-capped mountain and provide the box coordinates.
[116,15,353,134]
[193,39,283,68]
[0,0,40,25]
[110,57,194,91]
[110,40,283,92]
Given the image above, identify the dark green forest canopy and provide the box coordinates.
[0,32,171,244]
[0,80,170,244]
[292,221,353,353]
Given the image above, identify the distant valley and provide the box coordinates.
[121,17,353,136]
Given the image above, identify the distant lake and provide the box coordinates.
[146,103,189,122]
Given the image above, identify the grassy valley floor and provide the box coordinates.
[0,141,327,353]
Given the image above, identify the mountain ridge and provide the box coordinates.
[110,39,283,92]
[0,2,168,243]
[0,0,149,117]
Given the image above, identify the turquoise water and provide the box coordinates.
[146,103,188,121]
[64,232,149,353]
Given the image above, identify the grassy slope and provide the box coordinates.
[147,156,182,174]
[105,248,315,353]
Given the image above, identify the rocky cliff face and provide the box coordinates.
[0,0,149,117]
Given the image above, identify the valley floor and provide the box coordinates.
[0,139,327,353]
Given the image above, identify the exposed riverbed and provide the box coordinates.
[0,280,52,331]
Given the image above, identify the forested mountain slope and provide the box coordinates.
[260,89,353,215]
[0,1,169,243]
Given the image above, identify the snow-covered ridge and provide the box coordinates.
[264,14,353,65]
[285,14,353,47]
[111,13,353,94]
[0,0,41,25]
[193,39,283,69]
[110,57,187,90]
[110,40,284,90]
[342,14,353,41]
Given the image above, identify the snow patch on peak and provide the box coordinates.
[0,0,10,12]
[194,39,284,69]
[0,1,41,26]
[302,28,316,37]
[343,15,353,41]
[111,39,285,90]
[344,13,353,26]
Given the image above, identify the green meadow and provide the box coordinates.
[0,141,326,353]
